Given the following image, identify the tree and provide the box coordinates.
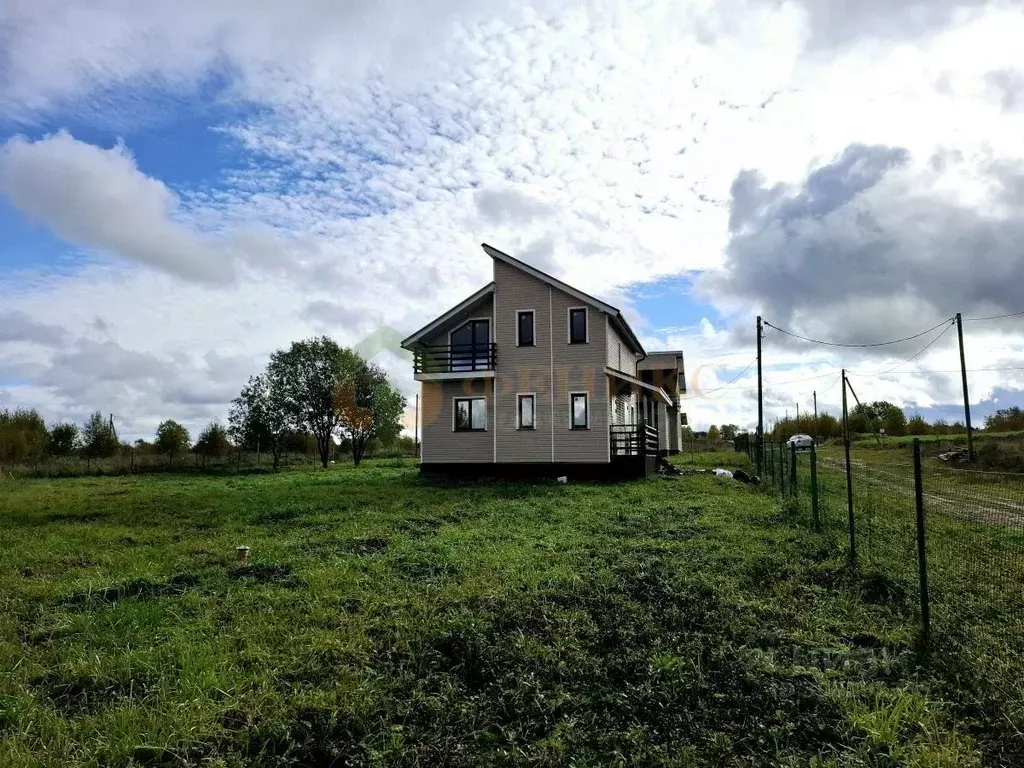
[881,405,907,438]
[0,409,48,463]
[849,401,904,437]
[270,337,366,468]
[81,412,120,459]
[194,422,232,458]
[906,414,929,436]
[985,406,1024,432]
[706,425,721,441]
[720,424,739,441]
[229,372,288,471]
[155,420,190,460]
[333,362,406,466]
[133,439,158,455]
[47,422,79,457]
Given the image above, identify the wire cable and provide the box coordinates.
[847,320,955,377]
[961,309,1024,322]
[682,357,757,400]
[763,318,953,348]
[866,366,1024,376]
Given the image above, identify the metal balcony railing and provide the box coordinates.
[413,343,497,374]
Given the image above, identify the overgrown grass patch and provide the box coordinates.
[0,461,1009,765]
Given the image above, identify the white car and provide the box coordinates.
[787,434,814,450]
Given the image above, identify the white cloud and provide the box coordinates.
[1,0,1023,437]
[0,132,234,283]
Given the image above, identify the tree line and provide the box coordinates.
[680,401,1022,447]
[0,337,407,469]
[763,400,1009,441]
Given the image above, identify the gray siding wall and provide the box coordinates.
[610,390,635,426]
[420,378,494,463]
[550,285,609,462]
[606,321,637,376]
[491,260,609,463]
[422,295,494,347]
[493,261,553,462]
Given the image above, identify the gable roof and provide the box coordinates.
[400,282,495,348]
[481,243,646,356]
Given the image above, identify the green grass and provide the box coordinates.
[0,459,1017,766]
[851,431,1024,448]
[668,449,752,470]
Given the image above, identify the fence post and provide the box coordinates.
[842,369,856,566]
[810,443,820,529]
[790,443,797,499]
[913,439,930,642]
[774,442,782,495]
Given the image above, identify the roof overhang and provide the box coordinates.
[606,367,674,406]
[482,243,646,356]
[400,283,495,349]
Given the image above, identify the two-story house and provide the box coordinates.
[401,244,687,478]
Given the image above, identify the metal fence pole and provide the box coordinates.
[842,369,856,565]
[790,443,798,499]
[913,439,930,642]
[779,442,786,496]
[810,443,820,529]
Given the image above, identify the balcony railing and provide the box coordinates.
[610,421,659,456]
[413,343,497,374]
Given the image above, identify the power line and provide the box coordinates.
[961,309,1024,322]
[682,357,757,400]
[847,321,955,377]
[699,368,846,393]
[863,366,1024,376]
[763,318,953,348]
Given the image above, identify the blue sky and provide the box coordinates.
[1,0,1023,440]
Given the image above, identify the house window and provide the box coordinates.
[517,394,536,429]
[570,392,589,429]
[568,308,587,344]
[454,397,486,432]
[517,311,535,347]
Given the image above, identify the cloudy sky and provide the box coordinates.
[2,0,1023,440]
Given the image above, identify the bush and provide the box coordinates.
[194,422,232,458]
[0,409,48,462]
[975,440,1024,472]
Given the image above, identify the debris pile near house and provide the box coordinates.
[732,469,760,485]
[710,467,760,485]
[679,467,761,485]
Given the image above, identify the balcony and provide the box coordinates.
[413,343,497,378]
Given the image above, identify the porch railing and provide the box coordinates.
[412,343,497,374]
[610,421,659,457]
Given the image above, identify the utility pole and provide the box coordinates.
[756,316,763,475]
[842,369,856,565]
[796,403,800,424]
[955,313,974,460]
[813,391,818,446]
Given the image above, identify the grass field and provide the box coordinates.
[849,431,1024,448]
[1,456,1020,766]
